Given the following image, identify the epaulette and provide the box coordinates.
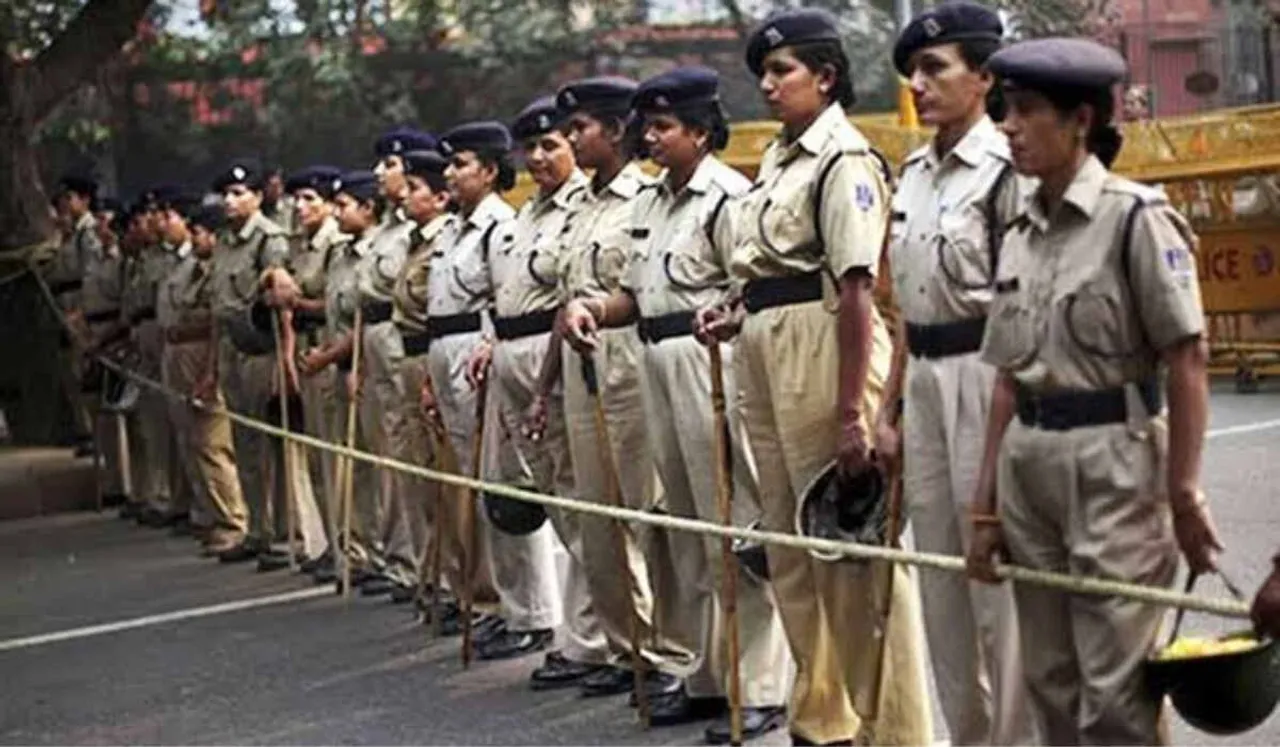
[1102,175,1169,207]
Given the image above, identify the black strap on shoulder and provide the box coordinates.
[480,220,498,264]
[811,148,893,256]
[704,193,730,248]
[1119,196,1146,291]
[983,162,1015,274]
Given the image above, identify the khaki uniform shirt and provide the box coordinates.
[494,171,589,319]
[731,104,891,283]
[392,213,455,335]
[292,215,345,300]
[358,209,416,309]
[558,163,653,300]
[47,211,102,310]
[981,155,1205,392]
[889,116,1029,325]
[171,256,215,327]
[623,156,749,316]
[427,193,516,317]
[123,245,178,327]
[324,232,372,339]
[156,243,194,331]
[82,242,126,330]
[209,211,288,354]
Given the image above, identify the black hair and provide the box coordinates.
[665,103,732,152]
[474,149,518,192]
[789,40,856,109]
[1041,84,1124,168]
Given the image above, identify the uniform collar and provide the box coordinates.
[788,103,849,158]
[236,211,266,242]
[74,211,96,233]
[1027,154,1108,229]
[928,115,1002,169]
[419,213,452,245]
[660,156,717,198]
[310,216,341,251]
[176,241,192,259]
[600,162,647,201]
[464,192,508,231]
[546,169,590,211]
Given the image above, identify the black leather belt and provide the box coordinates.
[362,300,393,325]
[427,311,482,340]
[743,272,823,314]
[130,307,157,324]
[906,317,988,359]
[493,308,558,341]
[638,311,696,344]
[51,279,83,296]
[86,309,120,325]
[402,330,431,356]
[1016,378,1161,431]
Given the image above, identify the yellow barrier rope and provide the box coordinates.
[30,271,1253,621]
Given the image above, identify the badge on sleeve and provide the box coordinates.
[1163,245,1194,288]
[855,183,875,212]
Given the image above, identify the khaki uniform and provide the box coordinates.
[157,243,204,522]
[730,104,931,745]
[623,156,791,704]
[210,211,290,548]
[557,163,674,668]
[123,244,179,512]
[81,240,129,499]
[357,210,418,578]
[290,216,345,549]
[322,231,380,564]
[159,253,249,543]
[981,155,1197,745]
[428,192,560,632]
[888,116,1036,745]
[44,212,100,439]
[494,169,606,661]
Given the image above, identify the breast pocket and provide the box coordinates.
[664,231,722,291]
[230,266,259,303]
[1063,275,1139,359]
[936,205,993,291]
[759,184,811,256]
[984,276,1039,368]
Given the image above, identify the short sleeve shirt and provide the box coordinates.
[156,246,194,330]
[209,210,288,347]
[324,232,372,339]
[730,104,891,283]
[427,193,516,317]
[293,216,346,300]
[46,212,102,310]
[623,156,750,317]
[392,213,455,334]
[357,210,416,309]
[493,170,589,318]
[981,155,1205,392]
[889,116,1031,325]
[558,163,653,301]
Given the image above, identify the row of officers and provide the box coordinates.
[41,4,1227,746]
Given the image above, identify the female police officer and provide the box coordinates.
[696,9,930,745]
[965,38,1223,745]
[874,4,1036,744]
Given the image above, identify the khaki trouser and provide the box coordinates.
[999,416,1177,746]
[167,340,248,542]
[301,345,339,542]
[134,321,173,511]
[218,340,277,546]
[561,328,679,668]
[641,335,792,706]
[492,331,605,662]
[736,300,932,745]
[163,344,207,521]
[329,369,381,570]
[903,351,1036,745]
[266,350,329,560]
[430,330,554,627]
[359,321,415,574]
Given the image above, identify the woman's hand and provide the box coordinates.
[523,393,549,443]
[967,522,1008,584]
[836,413,872,477]
[872,411,901,476]
[1171,492,1224,574]
[466,340,493,391]
[694,302,743,345]
[563,299,600,354]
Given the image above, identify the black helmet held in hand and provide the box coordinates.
[795,461,888,563]
[483,488,547,536]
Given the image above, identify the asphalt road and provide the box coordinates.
[0,381,1277,746]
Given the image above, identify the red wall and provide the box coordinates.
[1115,0,1224,116]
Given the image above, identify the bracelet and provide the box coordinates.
[970,512,1002,526]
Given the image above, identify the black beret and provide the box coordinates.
[374,127,438,158]
[745,8,842,76]
[892,2,1003,76]
[556,76,638,118]
[189,204,227,232]
[57,174,99,200]
[285,165,343,200]
[409,149,455,184]
[211,159,264,193]
[440,121,513,157]
[511,95,562,141]
[333,170,379,202]
[633,66,720,114]
[988,37,1127,91]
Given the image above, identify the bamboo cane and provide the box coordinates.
[581,354,651,727]
[708,344,743,745]
[864,457,905,727]
[460,373,489,668]
[272,310,299,571]
[340,308,364,599]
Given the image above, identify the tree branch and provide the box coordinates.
[31,0,154,123]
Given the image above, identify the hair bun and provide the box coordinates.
[1091,124,1123,168]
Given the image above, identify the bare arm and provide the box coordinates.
[835,270,876,475]
[970,371,1017,516]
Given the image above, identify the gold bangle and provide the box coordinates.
[970,512,1002,526]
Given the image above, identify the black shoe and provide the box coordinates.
[257,550,292,573]
[476,628,553,661]
[531,651,603,691]
[388,582,417,605]
[300,550,332,574]
[579,665,635,698]
[359,573,395,597]
[704,706,786,744]
[649,686,718,727]
[119,502,143,521]
[437,601,466,636]
[628,670,684,707]
[102,492,128,508]
[169,517,194,537]
[140,508,184,529]
[73,441,95,458]
[311,557,338,584]
[218,542,262,564]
